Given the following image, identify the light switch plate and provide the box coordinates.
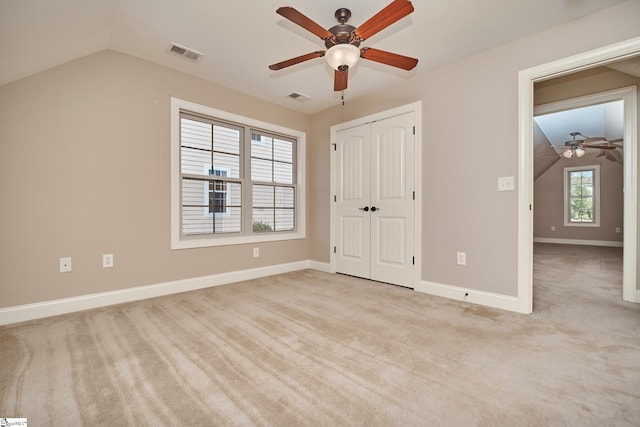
[498,176,515,191]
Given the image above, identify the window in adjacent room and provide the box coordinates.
[171,98,306,249]
[564,165,600,227]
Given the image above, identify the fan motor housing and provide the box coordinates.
[325,8,360,49]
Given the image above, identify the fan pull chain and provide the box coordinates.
[341,91,345,106]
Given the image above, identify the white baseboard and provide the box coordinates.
[415,280,523,313]
[308,260,331,273]
[0,259,533,325]
[0,260,322,326]
[533,237,623,247]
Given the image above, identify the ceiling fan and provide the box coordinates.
[558,132,623,160]
[268,1,418,91]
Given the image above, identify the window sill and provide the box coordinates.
[563,222,600,228]
[171,230,306,249]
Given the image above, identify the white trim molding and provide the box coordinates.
[0,260,327,326]
[534,238,623,247]
[415,281,520,313]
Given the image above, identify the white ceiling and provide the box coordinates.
[534,101,624,150]
[0,0,631,114]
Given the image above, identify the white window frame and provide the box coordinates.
[563,164,600,227]
[171,97,306,249]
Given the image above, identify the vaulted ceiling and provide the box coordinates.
[0,0,632,114]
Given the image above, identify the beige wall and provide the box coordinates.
[308,1,640,297]
[2,1,639,309]
[0,50,311,307]
[534,158,623,241]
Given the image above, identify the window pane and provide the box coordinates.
[214,207,242,233]
[182,178,207,206]
[251,134,273,159]
[252,212,273,232]
[181,118,211,150]
[181,147,211,176]
[274,138,293,162]
[275,209,294,231]
[275,187,294,207]
[183,179,242,234]
[252,158,273,182]
[253,185,274,207]
[212,153,240,178]
[568,169,595,224]
[274,162,293,184]
[183,206,213,235]
[213,125,240,154]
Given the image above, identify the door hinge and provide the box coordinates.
[413,126,415,135]
[412,191,415,200]
[332,143,337,151]
[334,195,337,202]
[333,246,337,254]
[412,256,415,265]
[529,204,532,211]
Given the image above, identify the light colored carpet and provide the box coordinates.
[1,244,639,426]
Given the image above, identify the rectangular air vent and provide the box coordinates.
[287,92,311,102]
[168,43,204,62]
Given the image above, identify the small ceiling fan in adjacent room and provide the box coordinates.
[268,0,419,91]
[559,132,623,162]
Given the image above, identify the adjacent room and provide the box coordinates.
[1,0,639,425]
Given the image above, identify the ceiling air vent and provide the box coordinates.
[168,43,204,62]
[287,92,311,103]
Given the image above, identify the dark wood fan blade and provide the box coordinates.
[360,47,418,70]
[582,144,617,150]
[582,137,607,143]
[269,51,325,70]
[354,0,414,41]
[334,68,348,91]
[276,7,334,40]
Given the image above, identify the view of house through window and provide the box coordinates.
[178,111,297,239]
[564,165,600,226]
[251,132,295,232]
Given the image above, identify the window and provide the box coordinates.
[171,98,305,249]
[564,165,600,227]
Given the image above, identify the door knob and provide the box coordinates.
[370,206,378,212]
[359,206,369,212]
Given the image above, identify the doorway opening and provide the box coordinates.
[518,38,640,313]
[533,90,630,308]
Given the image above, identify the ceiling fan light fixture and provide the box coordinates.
[563,149,573,158]
[575,147,585,157]
[325,44,360,71]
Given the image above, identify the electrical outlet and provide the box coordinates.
[59,257,72,273]
[103,253,114,268]
[551,225,556,231]
[457,252,466,265]
[253,247,259,258]
[615,227,621,233]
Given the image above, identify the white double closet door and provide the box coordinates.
[334,112,415,288]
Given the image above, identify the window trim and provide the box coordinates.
[171,97,306,249]
[563,164,600,228]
